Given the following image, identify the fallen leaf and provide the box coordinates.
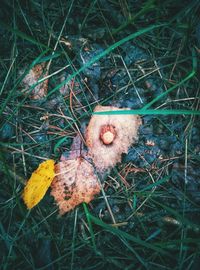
[60,133,87,161]
[86,105,142,171]
[51,158,100,215]
[20,62,48,100]
[22,159,55,209]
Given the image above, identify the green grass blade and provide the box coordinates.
[83,203,98,253]
[142,48,197,110]
[0,49,49,116]
[142,71,196,110]
[151,199,200,232]
[0,22,50,50]
[93,109,200,116]
[47,23,166,97]
[111,0,156,35]
[140,175,170,192]
[88,213,172,256]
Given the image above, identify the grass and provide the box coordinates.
[0,0,200,269]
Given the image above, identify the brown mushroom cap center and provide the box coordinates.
[100,125,116,145]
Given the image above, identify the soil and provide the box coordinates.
[0,1,200,269]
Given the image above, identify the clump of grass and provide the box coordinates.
[0,0,200,269]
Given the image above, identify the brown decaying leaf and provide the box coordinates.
[86,105,142,171]
[20,63,48,100]
[51,158,100,215]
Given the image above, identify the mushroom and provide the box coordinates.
[85,105,141,171]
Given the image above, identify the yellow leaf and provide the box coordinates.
[22,159,55,209]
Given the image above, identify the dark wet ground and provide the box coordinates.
[0,2,200,268]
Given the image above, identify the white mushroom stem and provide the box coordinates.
[102,131,114,144]
[100,125,116,145]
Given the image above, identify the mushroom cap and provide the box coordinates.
[85,105,142,171]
